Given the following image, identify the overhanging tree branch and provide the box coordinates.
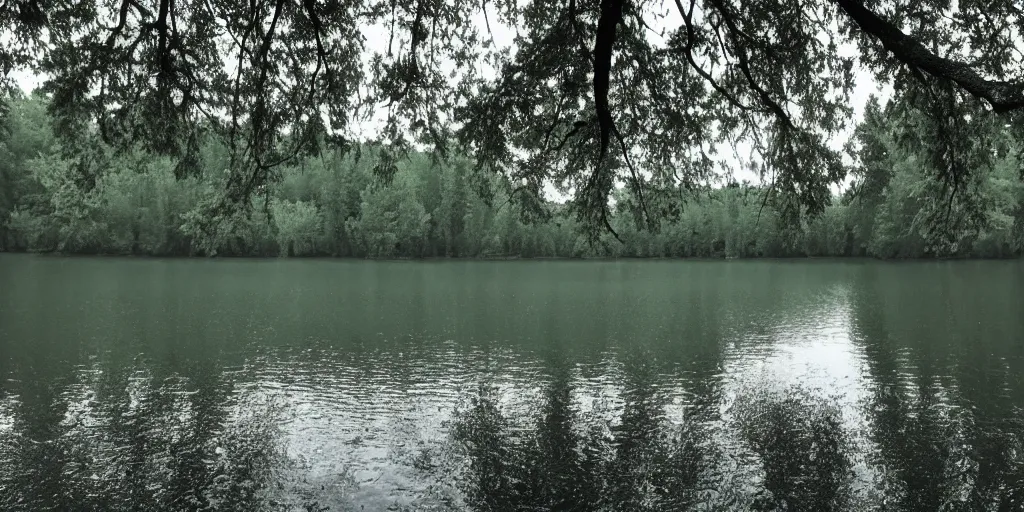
[593,0,624,162]
[706,0,794,129]
[672,0,751,113]
[834,0,1024,113]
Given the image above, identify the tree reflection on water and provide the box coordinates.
[444,360,857,511]
[1,353,1023,511]
[0,360,334,512]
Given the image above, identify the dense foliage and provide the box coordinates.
[5,0,1024,237]
[2,92,1023,258]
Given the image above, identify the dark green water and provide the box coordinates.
[1,254,1023,511]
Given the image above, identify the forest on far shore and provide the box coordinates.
[2,91,1023,260]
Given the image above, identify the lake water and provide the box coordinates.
[1,254,1023,511]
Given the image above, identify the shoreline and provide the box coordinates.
[2,251,1021,262]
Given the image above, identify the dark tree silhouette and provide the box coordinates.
[3,0,1024,234]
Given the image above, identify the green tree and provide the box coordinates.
[7,0,1024,240]
[0,92,55,250]
[347,168,431,258]
[272,199,323,256]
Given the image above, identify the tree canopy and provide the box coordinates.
[3,0,1024,237]
[3,90,1022,258]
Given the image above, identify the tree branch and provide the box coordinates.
[615,125,651,228]
[593,0,624,162]
[706,0,794,129]
[228,0,260,169]
[672,0,751,113]
[834,0,1024,113]
[301,0,329,113]
[105,0,131,48]
[155,0,171,80]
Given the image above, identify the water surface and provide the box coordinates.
[1,255,1023,510]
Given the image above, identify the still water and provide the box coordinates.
[1,254,1022,511]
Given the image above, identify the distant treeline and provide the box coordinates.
[2,92,1023,258]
